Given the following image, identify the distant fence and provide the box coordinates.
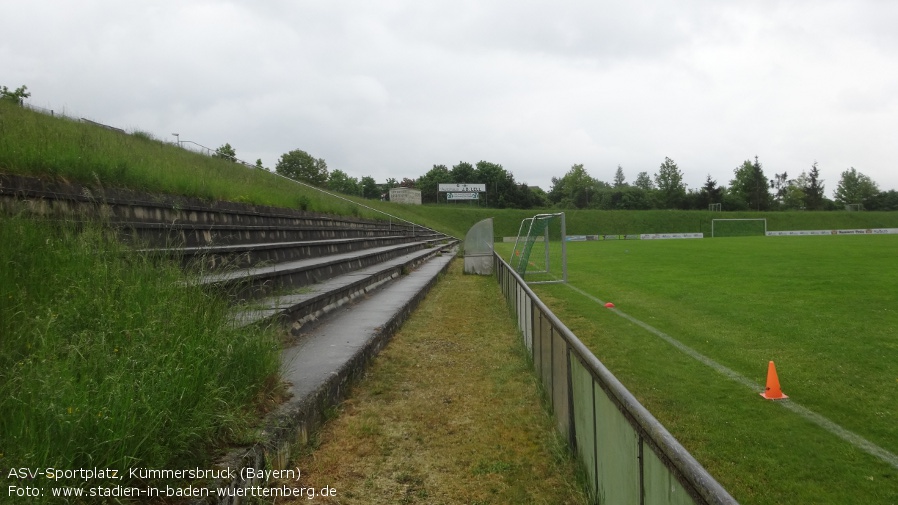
[494,253,738,505]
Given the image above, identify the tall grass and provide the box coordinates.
[0,101,376,220]
[0,215,279,493]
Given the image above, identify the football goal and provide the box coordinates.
[509,213,567,284]
[711,218,767,238]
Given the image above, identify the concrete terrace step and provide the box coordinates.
[199,237,450,300]
[146,233,445,270]
[0,172,418,233]
[231,240,459,333]
[216,246,458,493]
[117,221,427,248]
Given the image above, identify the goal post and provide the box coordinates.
[510,213,567,284]
[711,218,767,238]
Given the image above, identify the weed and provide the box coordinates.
[0,214,279,495]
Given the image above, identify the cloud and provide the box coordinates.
[3,0,897,194]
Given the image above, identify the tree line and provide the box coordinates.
[268,150,544,207]
[268,146,896,211]
[6,83,893,211]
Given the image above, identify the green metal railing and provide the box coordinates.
[494,253,738,505]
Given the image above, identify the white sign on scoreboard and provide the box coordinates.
[439,183,486,193]
[447,192,479,200]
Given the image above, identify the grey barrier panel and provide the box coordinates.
[645,443,694,505]
[539,314,554,405]
[595,379,641,503]
[571,357,599,500]
[520,284,533,352]
[552,331,570,439]
[492,252,738,505]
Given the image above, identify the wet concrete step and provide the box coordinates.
[214,247,458,492]
[231,240,458,334]
[144,233,445,270]
[198,238,450,300]
[278,248,456,401]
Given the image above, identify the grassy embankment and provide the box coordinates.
[4,100,898,241]
[502,237,898,504]
[396,205,898,240]
[0,216,280,498]
[0,100,398,223]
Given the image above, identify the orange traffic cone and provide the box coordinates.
[760,361,788,400]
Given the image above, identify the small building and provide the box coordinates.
[389,188,422,205]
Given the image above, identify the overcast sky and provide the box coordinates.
[4,1,897,195]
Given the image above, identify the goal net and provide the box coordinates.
[711,218,767,238]
[509,213,567,284]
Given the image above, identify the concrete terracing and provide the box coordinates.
[0,173,458,503]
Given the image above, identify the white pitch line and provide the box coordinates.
[564,283,898,471]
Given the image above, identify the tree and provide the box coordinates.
[524,185,549,208]
[0,84,30,104]
[255,159,264,170]
[360,176,380,199]
[450,161,476,184]
[783,171,809,210]
[730,156,771,211]
[548,164,603,209]
[700,175,723,208]
[772,172,790,207]
[633,171,655,191]
[613,165,626,188]
[834,167,879,207]
[213,143,236,162]
[654,157,686,209]
[867,190,898,211]
[804,162,825,210]
[275,149,329,186]
[327,169,361,195]
[417,164,452,203]
[474,160,517,207]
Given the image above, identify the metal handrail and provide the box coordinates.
[494,252,738,505]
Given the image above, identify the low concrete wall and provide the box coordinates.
[0,173,413,235]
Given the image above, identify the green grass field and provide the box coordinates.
[501,235,898,504]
